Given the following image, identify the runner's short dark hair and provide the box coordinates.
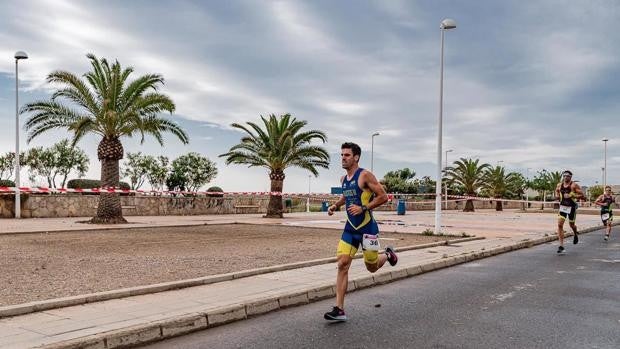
[341,142,361,157]
[562,170,573,176]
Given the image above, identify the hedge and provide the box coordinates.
[67,179,131,190]
[0,180,15,187]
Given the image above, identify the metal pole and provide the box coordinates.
[525,168,531,210]
[604,140,607,187]
[306,175,311,213]
[371,136,374,173]
[434,29,445,235]
[15,59,21,219]
[444,149,451,210]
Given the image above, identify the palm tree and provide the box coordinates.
[21,54,188,224]
[220,114,329,218]
[445,158,490,212]
[482,166,521,211]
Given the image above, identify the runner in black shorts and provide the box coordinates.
[554,170,584,253]
[594,186,615,241]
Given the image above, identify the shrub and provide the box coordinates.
[421,229,434,236]
[206,186,224,197]
[67,179,131,190]
[0,180,15,187]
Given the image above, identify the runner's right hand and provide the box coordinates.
[328,205,336,216]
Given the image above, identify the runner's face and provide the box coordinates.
[563,174,571,183]
[605,188,611,194]
[341,149,358,169]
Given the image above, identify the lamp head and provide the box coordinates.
[14,51,28,60]
[440,19,457,30]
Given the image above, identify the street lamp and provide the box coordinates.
[444,149,453,209]
[525,167,532,209]
[602,138,608,187]
[14,51,28,219]
[371,132,380,173]
[434,18,456,235]
[307,175,311,213]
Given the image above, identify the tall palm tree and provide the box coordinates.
[445,158,490,212]
[482,166,520,211]
[21,54,188,224]
[220,113,329,218]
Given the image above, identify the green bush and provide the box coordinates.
[0,180,15,187]
[206,186,224,197]
[421,228,434,236]
[67,179,131,190]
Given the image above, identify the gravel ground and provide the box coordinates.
[0,223,451,306]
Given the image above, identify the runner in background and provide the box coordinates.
[554,170,584,254]
[594,185,615,241]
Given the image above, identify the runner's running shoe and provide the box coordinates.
[385,246,398,266]
[557,245,565,254]
[573,232,579,245]
[324,306,347,321]
[604,234,609,241]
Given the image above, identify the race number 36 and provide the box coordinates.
[362,234,380,251]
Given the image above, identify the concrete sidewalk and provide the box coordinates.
[0,211,608,348]
[0,235,556,349]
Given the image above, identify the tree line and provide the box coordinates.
[13,53,598,223]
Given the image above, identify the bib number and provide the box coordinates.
[559,205,572,214]
[601,213,610,220]
[362,234,380,251]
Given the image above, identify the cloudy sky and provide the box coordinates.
[0,0,618,193]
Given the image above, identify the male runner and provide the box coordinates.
[594,185,615,241]
[323,142,398,321]
[555,170,584,253]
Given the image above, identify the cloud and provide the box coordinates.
[0,0,618,191]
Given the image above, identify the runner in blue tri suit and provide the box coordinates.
[594,185,615,241]
[554,170,584,254]
[323,142,398,322]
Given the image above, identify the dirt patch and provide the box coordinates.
[0,223,451,306]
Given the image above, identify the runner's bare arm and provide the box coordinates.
[328,176,346,215]
[555,183,561,199]
[594,195,605,206]
[361,171,388,210]
[572,183,585,199]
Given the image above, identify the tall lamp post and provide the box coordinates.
[371,132,380,173]
[434,18,456,235]
[306,175,311,213]
[14,51,28,219]
[525,167,531,209]
[444,149,453,209]
[602,138,608,187]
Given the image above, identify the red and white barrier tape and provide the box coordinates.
[0,186,342,197]
[0,186,578,206]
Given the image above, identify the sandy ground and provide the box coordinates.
[0,223,451,306]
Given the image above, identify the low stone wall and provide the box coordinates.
[0,194,271,218]
[0,194,538,218]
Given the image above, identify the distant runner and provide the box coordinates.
[554,170,584,254]
[594,185,615,241]
[324,142,398,322]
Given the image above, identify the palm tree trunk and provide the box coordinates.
[265,171,284,218]
[90,137,127,224]
[464,199,475,212]
[495,199,503,211]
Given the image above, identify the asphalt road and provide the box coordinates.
[141,228,620,349]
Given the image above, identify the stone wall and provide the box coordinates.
[0,194,270,218]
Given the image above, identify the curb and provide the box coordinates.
[33,224,612,349]
[0,237,482,318]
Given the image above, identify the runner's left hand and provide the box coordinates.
[347,204,364,216]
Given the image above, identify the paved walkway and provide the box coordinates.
[0,210,607,348]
